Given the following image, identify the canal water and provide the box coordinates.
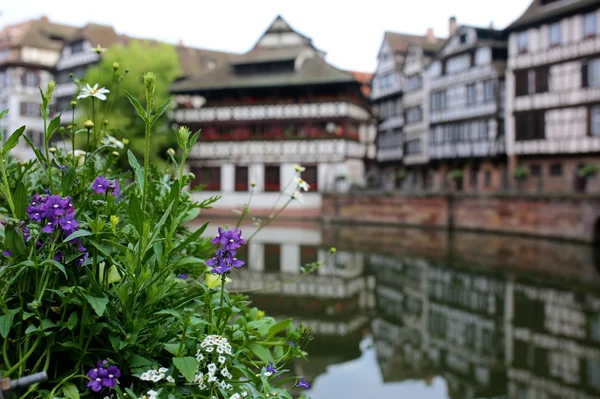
[202,220,600,399]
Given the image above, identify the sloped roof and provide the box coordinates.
[175,45,238,78]
[346,70,373,97]
[172,15,355,92]
[384,31,445,55]
[507,0,600,31]
[0,18,76,51]
[171,56,356,92]
[66,23,121,48]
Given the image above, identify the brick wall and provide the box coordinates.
[323,192,600,243]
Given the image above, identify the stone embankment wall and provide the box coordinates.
[322,192,600,243]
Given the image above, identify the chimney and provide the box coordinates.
[449,16,458,36]
[40,15,49,23]
[489,21,495,30]
[177,39,184,46]
[426,28,436,43]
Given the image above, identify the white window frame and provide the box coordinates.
[466,83,477,105]
[518,31,528,53]
[483,79,494,102]
[591,105,600,136]
[584,12,597,37]
[589,58,600,87]
[25,71,36,87]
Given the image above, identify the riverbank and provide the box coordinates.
[322,192,600,244]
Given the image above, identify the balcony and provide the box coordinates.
[199,125,360,142]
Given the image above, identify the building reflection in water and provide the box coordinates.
[202,220,600,399]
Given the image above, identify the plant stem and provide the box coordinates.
[235,186,255,228]
[0,154,16,217]
[247,198,293,243]
[71,108,75,163]
[3,333,42,377]
[141,101,151,220]
[91,97,97,147]
[43,115,54,193]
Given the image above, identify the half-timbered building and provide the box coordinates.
[427,21,508,192]
[505,0,600,193]
[372,30,443,191]
[171,16,376,213]
[0,17,76,159]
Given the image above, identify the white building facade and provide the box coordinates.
[505,0,600,194]
[427,24,508,192]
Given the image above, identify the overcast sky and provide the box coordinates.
[2,0,530,72]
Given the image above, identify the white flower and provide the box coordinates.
[150,373,164,382]
[140,372,151,381]
[207,363,217,374]
[294,164,306,172]
[230,394,242,399]
[290,190,303,203]
[102,135,125,149]
[221,367,231,378]
[294,177,310,191]
[218,355,226,364]
[205,346,214,353]
[263,371,273,377]
[77,83,110,101]
[147,391,158,399]
[196,353,205,362]
[241,392,248,398]
[166,375,175,383]
[193,372,204,383]
[198,383,207,390]
[219,381,233,390]
[158,367,168,374]
[207,374,218,383]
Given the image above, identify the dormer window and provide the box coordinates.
[549,22,561,47]
[518,31,528,54]
[584,12,597,38]
[71,41,84,54]
[459,33,468,44]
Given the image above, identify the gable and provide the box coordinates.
[403,46,424,75]
[440,27,477,57]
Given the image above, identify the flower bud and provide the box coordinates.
[84,120,94,129]
[251,181,256,187]
[113,62,119,71]
[70,100,77,108]
[103,119,109,126]
[92,44,107,54]
[167,148,176,156]
[122,138,129,145]
[68,72,74,78]
[110,215,119,232]
[177,126,191,143]
[330,247,336,254]
[294,164,306,172]
[67,125,72,130]
[125,68,130,74]
[45,80,56,102]
[112,151,119,157]
[188,172,195,180]
[92,200,107,207]
[49,147,57,153]
[143,72,156,106]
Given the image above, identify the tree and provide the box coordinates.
[79,40,182,170]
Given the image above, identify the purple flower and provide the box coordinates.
[108,179,120,196]
[86,361,120,392]
[73,238,86,253]
[54,250,63,262]
[212,227,246,251]
[266,362,279,377]
[40,195,67,219]
[56,163,68,171]
[2,248,12,257]
[92,177,111,194]
[297,377,310,389]
[177,273,188,279]
[77,252,89,266]
[208,227,247,275]
[58,212,79,234]
[42,220,56,234]
[286,340,297,347]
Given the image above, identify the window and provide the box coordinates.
[549,22,561,47]
[24,71,38,87]
[588,59,600,87]
[584,12,597,38]
[466,83,477,105]
[484,171,492,188]
[459,33,468,44]
[263,244,281,273]
[405,106,423,124]
[406,74,422,91]
[301,165,318,191]
[515,69,529,96]
[528,70,536,94]
[300,245,318,266]
[446,54,470,74]
[379,73,394,90]
[430,90,447,111]
[550,163,562,176]
[530,164,542,177]
[591,105,600,136]
[20,102,39,117]
[405,139,421,154]
[518,31,528,54]
[0,49,9,61]
[264,165,280,192]
[535,66,549,93]
[71,41,84,53]
[192,166,221,190]
[483,79,494,102]
[515,111,546,141]
[235,166,248,191]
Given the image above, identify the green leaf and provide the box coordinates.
[6,226,26,257]
[181,207,200,223]
[64,230,92,243]
[83,295,109,317]
[46,113,62,143]
[150,97,172,126]
[174,257,204,268]
[248,318,276,336]
[125,91,147,121]
[173,357,197,382]
[266,319,291,340]
[3,125,25,155]
[61,167,76,196]
[41,319,57,330]
[61,382,80,399]
[170,221,208,255]
[0,309,18,339]
[67,312,78,330]
[0,109,8,120]
[41,259,67,278]
[189,130,201,151]
[13,182,26,220]
[164,343,180,356]
[128,354,153,369]
[22,134,46,165]
[25,324,39,335]
[248,343,273,364]
[128,195,143,233]
[127,150,144,193]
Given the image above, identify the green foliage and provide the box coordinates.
[395,170,406,181]
[0,69,316,398]
[447,169,464,181]
[80,41,182,170]
[514,166,530,180]
[578,163,598,178]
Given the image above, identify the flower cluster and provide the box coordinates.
[140,367,175,383]
[193,335,235,391]
[27,193,78,235]
[86,360,121,392]
[205,227,247,275]
[92,176,120,196]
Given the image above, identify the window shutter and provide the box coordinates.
[582,60,589,88]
